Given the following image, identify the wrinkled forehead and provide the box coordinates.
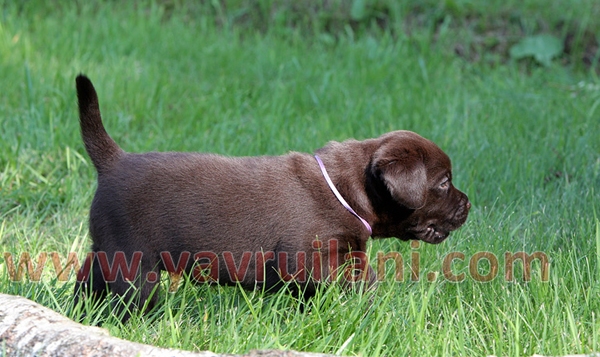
[424,142,451,168]
[386,130,452,171]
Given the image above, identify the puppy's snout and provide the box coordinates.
[458,191,470,210]
[453,193,470,224]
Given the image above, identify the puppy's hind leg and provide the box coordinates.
[109,260,161,323]
[72,252,108,322]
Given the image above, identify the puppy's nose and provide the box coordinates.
[466,201,471,210]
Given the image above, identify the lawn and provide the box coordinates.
[1,1,599,356]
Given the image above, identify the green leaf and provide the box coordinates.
[350,0,367,21]
[509,34,564,66]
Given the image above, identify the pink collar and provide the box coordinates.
[314,155,372,235]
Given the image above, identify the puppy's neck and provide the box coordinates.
[314,140,378,229]
[315,154,372,235]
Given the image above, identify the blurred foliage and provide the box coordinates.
[6,0,599,69]
[170,0,599,69]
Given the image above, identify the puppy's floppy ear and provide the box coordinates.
[371,148,428,210]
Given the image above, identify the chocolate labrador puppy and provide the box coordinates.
[73,75,470,319]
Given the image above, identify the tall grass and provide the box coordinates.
[1,1,599,356]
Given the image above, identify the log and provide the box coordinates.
[0,293,333,357]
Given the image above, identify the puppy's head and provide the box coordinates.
[368,131,470,244]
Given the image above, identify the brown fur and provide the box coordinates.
[73,75,470,319]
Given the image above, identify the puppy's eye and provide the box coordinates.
[439,178,450,189]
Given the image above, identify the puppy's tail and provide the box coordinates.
[76,75,123,173]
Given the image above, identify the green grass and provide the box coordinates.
[1,1,600,356]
